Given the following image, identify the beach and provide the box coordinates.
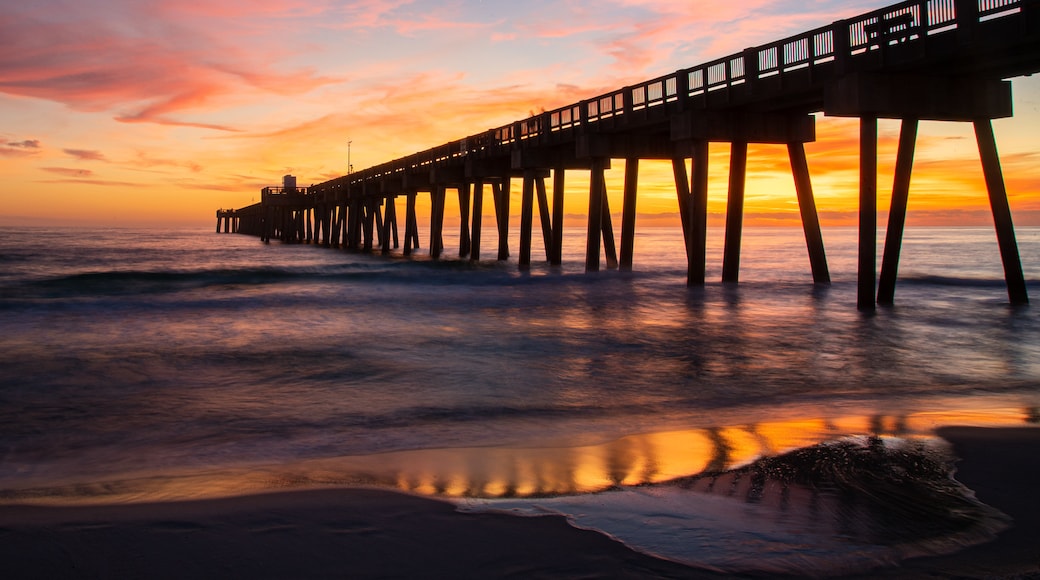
[0,426,1036,579]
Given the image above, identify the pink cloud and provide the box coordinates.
[0,4,338,129]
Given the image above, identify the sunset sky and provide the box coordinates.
[2,0,1039,229]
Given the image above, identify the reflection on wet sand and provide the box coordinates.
[369,406,1029,500]
[2,404,1034,506]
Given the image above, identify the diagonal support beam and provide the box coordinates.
[672,158,691,256]
[536,176,554,263]
[878,119,918,305]
[599,179,619,270]
[976,119,1028,305]
[789,142,831,285]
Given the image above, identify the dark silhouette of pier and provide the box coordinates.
[216,0,1040,309]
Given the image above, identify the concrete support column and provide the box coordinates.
[519,171,535,269]
[550,169,566,266]
[620,158,639,271]
[430,186,446,259]
[495,179,511,261]
[404,193,418,256]
[363,202,377,251]
[722,143,748,283]
[858,116,878,311]
[458,183,471,257]
[586,158,607,272]
[688,141,709,286]
[471,180,484,261]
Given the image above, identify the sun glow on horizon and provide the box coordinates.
[2,1,1038,229]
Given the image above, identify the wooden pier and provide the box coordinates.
[217,0,1040,309]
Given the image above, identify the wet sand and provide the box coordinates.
[851,426,1040,579]
[1,427,1037,579]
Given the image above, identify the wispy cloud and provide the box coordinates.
[63,148,107,161]
[7,139,40,149]
[37,178,138,187]
[0,139,41,157]
[42,167,94,177]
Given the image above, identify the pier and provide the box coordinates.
[217,0,1040,309]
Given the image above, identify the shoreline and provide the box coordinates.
[1,427,1037,579]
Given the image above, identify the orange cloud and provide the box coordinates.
[42,167,94,177]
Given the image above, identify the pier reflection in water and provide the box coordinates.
[4,400,1032,507]
[225,401,1034,504]
[365,406,1031,499]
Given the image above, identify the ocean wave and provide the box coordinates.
[0,257,682,303]
[897,274,1020,288]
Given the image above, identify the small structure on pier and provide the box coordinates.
[218,0,1039,309]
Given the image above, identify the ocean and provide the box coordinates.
[1,224,1038,575]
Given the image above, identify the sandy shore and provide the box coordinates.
[1,427,1038,579]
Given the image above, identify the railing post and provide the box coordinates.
[742,48,759,94]
[833,19,850,75]
[674,70,689,110]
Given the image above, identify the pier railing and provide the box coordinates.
[314,0,1030,196]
